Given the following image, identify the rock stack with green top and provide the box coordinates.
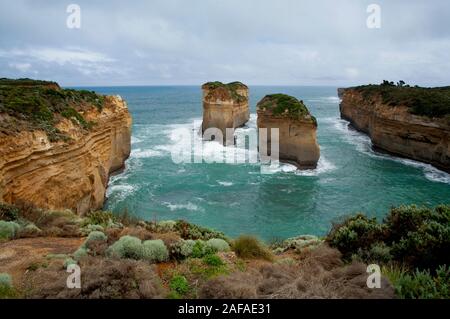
[201,81,249,145]
[257,94,320,169]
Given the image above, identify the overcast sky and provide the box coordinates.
[0,0,449,86]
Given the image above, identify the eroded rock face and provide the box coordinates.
[201,82,249,144]
[0,95,132,215]
[339,88,450,173]
[257,94,320,169]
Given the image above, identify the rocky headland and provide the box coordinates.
[256,94,320,169]
[0,79,132,215]
[338,83,450,173]
[201,81,249,145]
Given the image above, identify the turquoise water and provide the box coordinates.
[84,86,450,240]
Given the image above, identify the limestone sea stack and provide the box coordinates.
[0,78,132,214]
[339,84,450,172]
[257,94,320,169]
[201,81,249,145]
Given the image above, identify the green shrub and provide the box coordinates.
[83,230,107,247]
[142,239,169,263]
[73,247,88,261]
[327,214,385,260]
[156,220,176,232]
[0,220,20,239]
[206,238,230,252]
[232,235,273,261]
[175,220,227,241]
[0,273,12,288]
[355,242,392,264]
[107,235,143,260]
[170,239,196,259]
[386,205,450,269]
[169,275,190,296]
[81,224,104,235]
[327,205,450,269]
[85,211,116,227]
[0,273,15,299]
[0,203,19,221]
[203,254,224,267]
[391,265,450,299]
[191,240,216,258]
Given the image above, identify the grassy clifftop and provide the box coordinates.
[257,94,317,125]
[0,78,105,141]
[348,82,450,118]
[202,81,248,103]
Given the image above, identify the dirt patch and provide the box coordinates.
[0,237,84,287]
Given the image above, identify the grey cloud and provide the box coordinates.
[0,0,449,86]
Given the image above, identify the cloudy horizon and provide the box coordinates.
[0,0,449,87]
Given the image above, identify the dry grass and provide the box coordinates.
[199,245,395,299]
[119,226,154,241]
[232,236,273,261]
[24,256,167,299]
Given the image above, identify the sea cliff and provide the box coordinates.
[257,94,320,169]
[0,79,132,214]
[201,81,249,145]
[338,84,450,173]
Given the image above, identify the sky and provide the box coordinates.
[0,0,449,86]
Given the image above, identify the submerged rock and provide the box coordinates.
[256,94,320,169]
[201,81,249,145]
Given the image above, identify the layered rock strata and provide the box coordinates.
[0,80,132,214]
[201,81,249,145]
[256,94,320,169]
[339,87,450,173]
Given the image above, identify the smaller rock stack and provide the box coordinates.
[201,81,249,145]
[257,94,320,169]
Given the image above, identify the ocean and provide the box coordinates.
[80,86,450,240]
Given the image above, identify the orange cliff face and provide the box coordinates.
[338,88,450,173]
[201,81,249,145]
[0,94,132,215]
[256,94,320,169]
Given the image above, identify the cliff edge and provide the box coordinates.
[338,83,450,172]
[0,78,132,214]
[257,94,320,169]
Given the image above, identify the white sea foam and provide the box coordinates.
[217,181,233,186]
[295,156,336,176]
[163,201,202,212]
[153,115,260,165]
[106,183,137,201]
[334,118,450,184]
[307,96,340,103]
[131,136,142,145]
[130,148,163,158]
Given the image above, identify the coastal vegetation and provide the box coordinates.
[257,93,317,124]
[0,78,104,140]
[201,81,248,103]
[1,202,447,299]
[327,204,450,298]
[351,81,450,118]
